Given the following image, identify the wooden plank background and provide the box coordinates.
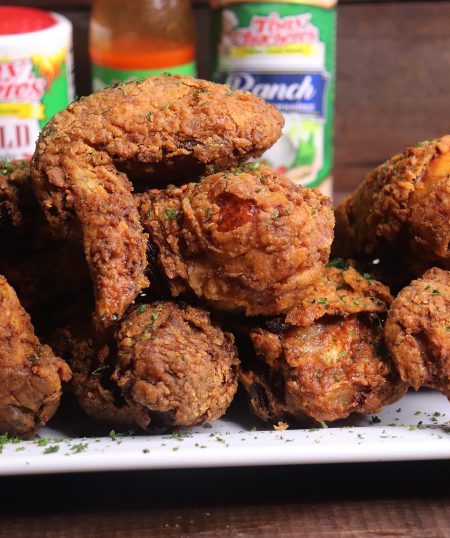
[5,0,450,192]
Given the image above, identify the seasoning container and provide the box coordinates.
[90,0,197,91]
[211,0,337,197]
[0,6,74,161]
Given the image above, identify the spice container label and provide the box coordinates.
[0,11,73,160]
[212,1,336,196]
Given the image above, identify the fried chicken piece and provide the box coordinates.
[241,314,406,425]
[334,136,450,273]
[0,162,90,327]
[0,160,42,235]
[0,276,71,437]
[113,301,239,429]
[285,262,392,326]
[55,301,239,431]
[239,268,405,425]
[32,75,283,326]
[385,268,450,398]
[138,164,334,316]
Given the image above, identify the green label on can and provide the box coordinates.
[92,61,198,91]
[212,2,336,193]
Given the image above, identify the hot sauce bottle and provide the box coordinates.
[90,0,197,91]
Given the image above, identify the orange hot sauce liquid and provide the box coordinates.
[90,36,195,70]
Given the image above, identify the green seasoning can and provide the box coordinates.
[0,7,74,160]
[211,0,337,197]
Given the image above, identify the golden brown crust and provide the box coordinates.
[334,136,450,271]
[31,75,283,326]
[0,276,71,438]
[114,302,239,428]
[384,268,450,398]
[285,264,393,326]
[241,315,406,425]
[55,301,239,431]
[32,138,149,328]
[138,164,334,316]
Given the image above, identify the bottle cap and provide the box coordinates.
[0,6,56,36]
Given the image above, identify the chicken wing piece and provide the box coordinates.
[385,267,450,398]
[334,136,450,273]
[32,75,283,326]
[0,276,71,438]
[138,164,334,316]
[54,300,239,432]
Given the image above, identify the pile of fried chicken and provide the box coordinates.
[0,75,448,438]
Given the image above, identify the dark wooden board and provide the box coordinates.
[1,461,450,537]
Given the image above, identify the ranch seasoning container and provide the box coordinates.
[211,0,337,197]
[0,7,74,160]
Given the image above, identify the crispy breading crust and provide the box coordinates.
[384,267,450,398]
[33,138,149,328]
[113,302,239,429]
[334,136,450,271]
[138,164,334,316]
[31,75,283,326]
[241,314,406,425]
[285,264,393,326]
[0,276,71,438]
[55,301,239,431]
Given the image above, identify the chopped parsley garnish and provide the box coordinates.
[248,162,261,170]
[273,209,280,218]
[142,112,153,120]
[44,445,60,454]
[316,372,323,380]
[369,416,381,424]
[165,207,183,221]
[109,430,123,441]
[203,423,212,429]
[320,421,328,429]
[431,289,441,295]
[71,443,88,453]
[91,365,110,376]
[317,297,329,306]
[137,305,147,315]
[326,258,350,270]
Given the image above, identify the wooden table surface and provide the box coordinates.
[1,460,450,537]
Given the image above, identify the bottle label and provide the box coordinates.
[0,48,73,161]
[92,61,197,91]
[212,2,336,194]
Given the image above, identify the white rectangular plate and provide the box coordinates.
[0,389,449,475]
